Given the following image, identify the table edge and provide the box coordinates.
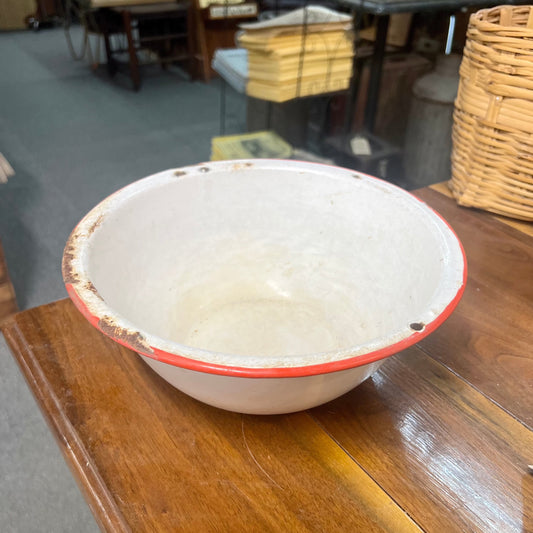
[1,318,132,533]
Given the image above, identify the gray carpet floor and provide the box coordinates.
[0,25,244,532]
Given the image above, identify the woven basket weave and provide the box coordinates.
[451,5,533,220]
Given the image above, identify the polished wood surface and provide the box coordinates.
[2,188,532,532]
[416,188,533,427]
[313,349,533,532]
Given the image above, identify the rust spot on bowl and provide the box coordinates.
[198,166,210,173]
[85,281,102,300]
[88,214,104,236]
[174,170,187,177]
[98,316,153,354]
[410,322,425,331]
[62,242,80,284]
[232,162,254,170]
[63,214,104,284]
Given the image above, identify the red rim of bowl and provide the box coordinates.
[63,161,467,378]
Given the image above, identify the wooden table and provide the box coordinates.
[95,2,202,91]
[2,186,532,532]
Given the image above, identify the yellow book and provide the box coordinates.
[246,76,351,103]
[210,147,224,161]
[240,31,353,56]
[247,59,353,78]
[248,58,353,83]
[246,46,354,63]
[211,131,292,160]
[238,10,355,103]
[239,21,353,40]
[248,55,353,74]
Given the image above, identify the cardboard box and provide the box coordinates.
[0,0,35,30]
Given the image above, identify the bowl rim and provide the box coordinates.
[63,159,467,378]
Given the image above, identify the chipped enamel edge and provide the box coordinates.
[62,159,467,378]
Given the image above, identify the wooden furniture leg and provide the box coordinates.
[186,5,198,79]
[121,9,141,91]
[192,0,210,82]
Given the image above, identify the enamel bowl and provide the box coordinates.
[63,159,466,414]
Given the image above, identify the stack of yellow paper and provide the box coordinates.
[239,6,354,102]
[211,131,292,160]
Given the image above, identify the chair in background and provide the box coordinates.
[63,0,105,68]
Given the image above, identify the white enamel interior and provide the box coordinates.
[76,160,465,370]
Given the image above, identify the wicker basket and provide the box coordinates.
[451,5,533,221]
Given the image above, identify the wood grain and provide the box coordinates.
[415,188,533,428]
[2,299,421,533]
[311,348,533,533]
